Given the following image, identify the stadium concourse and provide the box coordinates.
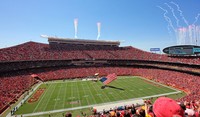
[0,38,200,117]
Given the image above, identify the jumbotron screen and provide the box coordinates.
[163,45,200,55]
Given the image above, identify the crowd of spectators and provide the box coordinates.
[34,67,132,81]
[0,41,200,65]
[66,97,200,117]
[0,75,37,114]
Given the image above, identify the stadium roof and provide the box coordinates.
[46,36,120,46]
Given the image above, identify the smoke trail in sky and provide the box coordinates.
[159,2,200,45]
[170,2,189,26]
[157,6,176,32]
[176,25,200,45]
[74,18,78,38]
[193,13,200,24]
[197,26,200,45]
[97,22,101,40]
[165,3,180,27]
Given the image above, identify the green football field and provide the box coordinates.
[15,76,181,115]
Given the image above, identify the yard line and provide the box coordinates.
[71,81,74,108]
[62,81,68,108]
[43,83,57,111]
[58,83,66,109]
[102,88,119,102]
[128,78,153,96]
[120,78,153,97]
[80,81,90,105]
[111,79,131,100]
[118,78,141,97]
[33,83,53,113]
[88,82,105,103]
[85,81,97,104]
[91,82,111,102]
[121,78,146,94]
[139,77,180,92]
[131,79,162,95]
[53,83,63,109]
[130,78,171,96]
[120,77,177,98]
[96,81,120,102]
[75,80,81,106]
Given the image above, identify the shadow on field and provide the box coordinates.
[101,85,125,90]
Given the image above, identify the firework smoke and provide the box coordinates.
[97,22,101,40]
[193,13,200,24]
[170,2,189,26]
[74,18,78,38]
[165,3,180,27]
[158,2,200,45]
[157,6,176,32]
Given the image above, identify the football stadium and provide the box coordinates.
[1,1,200,117]
[0,36,199,117]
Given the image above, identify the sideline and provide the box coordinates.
[6,82,42,117]
[18,91,180,117]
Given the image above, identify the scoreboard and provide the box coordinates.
[169,47,193,55]
[163,45,200,55]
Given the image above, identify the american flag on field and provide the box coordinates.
[99,73,117,85]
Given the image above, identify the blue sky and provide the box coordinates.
[0,0,200,51]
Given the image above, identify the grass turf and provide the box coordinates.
[15,76,182,115]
